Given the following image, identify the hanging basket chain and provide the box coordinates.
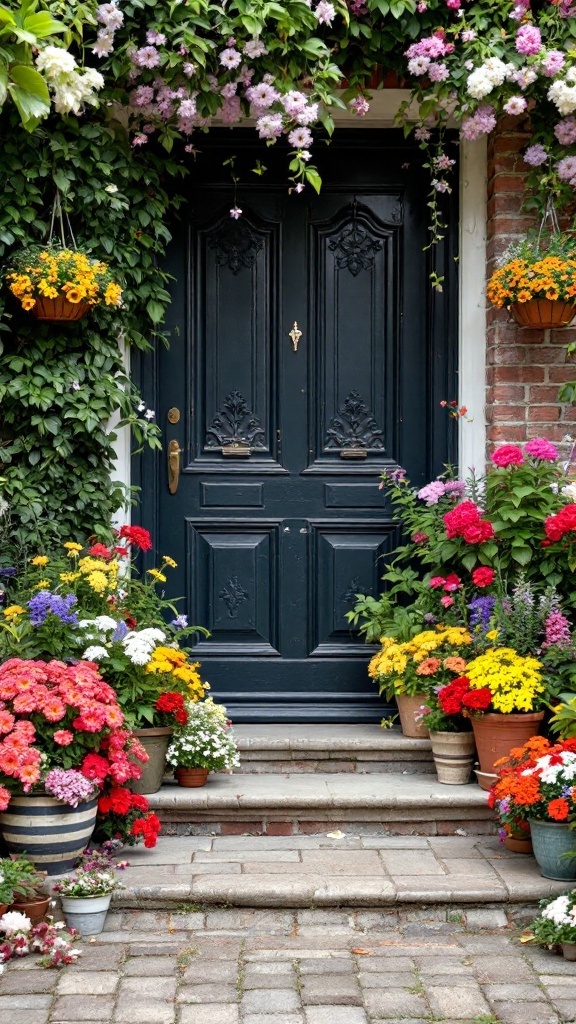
[48,191,77,250]
[537,196,561,247]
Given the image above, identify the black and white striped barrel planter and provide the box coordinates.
[0,794,98,875]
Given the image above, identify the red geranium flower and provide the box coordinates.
[471,567,495,588]
[117,525,153,552]
[88,543,112,561]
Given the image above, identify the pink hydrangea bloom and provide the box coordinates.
[555,118,576,145]
[515,24,542,56]
[523,144,548,167]
[525,437,559,461]
[491,444,524,468]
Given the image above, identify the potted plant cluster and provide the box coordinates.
[166,697,240,787]
[528,891,576,962]
[487,234,576,329]
[489,735,576,880]
[0,656,142,873]
[352,435,576,790]
[368,626,472,740]
[4,244,123,321]
[0,524,210,860]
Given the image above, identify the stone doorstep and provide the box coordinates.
[233,726,434,774]
[148,772,493,835]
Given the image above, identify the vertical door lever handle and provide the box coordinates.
[168,439,183,494]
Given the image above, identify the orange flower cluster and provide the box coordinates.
[489,736,576,829]
[487,255,576,307]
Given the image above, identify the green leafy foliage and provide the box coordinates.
[0,108,183,557]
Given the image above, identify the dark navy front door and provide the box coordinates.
[141,131,458,721]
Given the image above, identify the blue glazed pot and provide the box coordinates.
[528,819,576,881]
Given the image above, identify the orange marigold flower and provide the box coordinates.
[416,657,442,676]
[547,798,570,821]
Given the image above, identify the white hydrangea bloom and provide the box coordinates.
[466,68,494,99]
[0,910,32,936]
[82,645,110,661]
[36,45,78,79]
[549,80,576,116]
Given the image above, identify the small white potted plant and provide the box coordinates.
[53,852,125,935]
[166,697,240,786]
[528,890,576,961]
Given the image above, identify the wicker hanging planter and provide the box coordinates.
[32,295,91,322]
[509,298,576,329]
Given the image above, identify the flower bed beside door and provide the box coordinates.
[353,436,576,783]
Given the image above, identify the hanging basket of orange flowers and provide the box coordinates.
[487,234,576,330]
[4,244,123,323]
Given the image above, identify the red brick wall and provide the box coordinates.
[485,118,576,449]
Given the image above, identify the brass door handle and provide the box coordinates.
[168,439,183,494]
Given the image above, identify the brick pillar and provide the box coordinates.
[485,118,576,450]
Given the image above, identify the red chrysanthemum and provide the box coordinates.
[117,525,153,551]
[461,687,492,711]
[471,567,495,588]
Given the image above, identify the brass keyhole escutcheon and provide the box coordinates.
[167,407,180,424]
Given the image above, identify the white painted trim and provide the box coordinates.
[109,332,131,528]
[459,137,487,477]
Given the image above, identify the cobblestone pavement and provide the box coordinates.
[2,906,575,1024]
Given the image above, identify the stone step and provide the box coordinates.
[111,833,568,912]
[233,724,435,774]
[148,772,493,837]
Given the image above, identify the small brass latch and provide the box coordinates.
[340,446,368,460]
[221,443,252,457]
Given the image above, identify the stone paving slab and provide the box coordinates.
[110,834,568,909]
[2,906,576,1024]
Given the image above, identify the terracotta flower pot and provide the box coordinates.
[395,692,429,739]
[510,298,576,329]
[31,295,90,322]
[175,767,209,788]
[129,726,173,795]
[9,894,50,925]
[503,835,533,855]
[471,711,544,779]
[561,942,576,961]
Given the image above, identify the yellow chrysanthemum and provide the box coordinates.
[465,647,544,714]
[3,605,25,620]
[147,569,167,583]
[60,571,81,583]
[162,556,177,568]
[87,570,109,594]
[64,542,83,552]
[31,555,49,566]
[35,580,50,589]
